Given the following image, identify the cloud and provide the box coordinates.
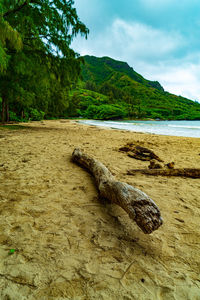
[72,19,184,60]
[150,62,200,101]
[71,18,200,102]
[74,0,111,32]
[110,20,184,60]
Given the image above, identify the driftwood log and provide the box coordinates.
[72,148,163,234]
[119,144,163,162]
[127,168,200,179]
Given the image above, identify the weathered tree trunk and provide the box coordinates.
[1,95,9,123]
[1,97,5,123]
[72,148,163,234]
[21,110,25,119]
[6,102,9,122]
[127,168,200,179]
[119,144,163,162]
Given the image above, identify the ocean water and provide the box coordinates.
[79,119,200,138]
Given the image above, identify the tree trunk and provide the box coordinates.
[1,97,5,123]
[21,110,25,119]
[6,102,9,122]
[72,148,163,234]
[1,95,9,123]
[127,168,200,179]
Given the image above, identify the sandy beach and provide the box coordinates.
[0,119,199,300]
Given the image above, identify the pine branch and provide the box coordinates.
[3,1,28,18]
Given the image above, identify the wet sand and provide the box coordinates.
[0,119,200,300]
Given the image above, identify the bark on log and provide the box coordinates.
[72,148,163,234]
[119,144,163,162]
[127,168,200,179]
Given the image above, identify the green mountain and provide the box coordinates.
[68,55,200,120]
[82,55,164,91]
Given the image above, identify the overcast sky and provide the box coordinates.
[71,0,200,103]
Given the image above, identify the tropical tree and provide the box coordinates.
[0,0,89,122]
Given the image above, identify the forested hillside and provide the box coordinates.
[68,55,200,120]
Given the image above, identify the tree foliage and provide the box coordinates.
[0,6,22,71]
[0,0,89,122]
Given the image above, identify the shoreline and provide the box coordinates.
[76,119,200,139]
[1,118,200,138]
[0,119,199,299]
